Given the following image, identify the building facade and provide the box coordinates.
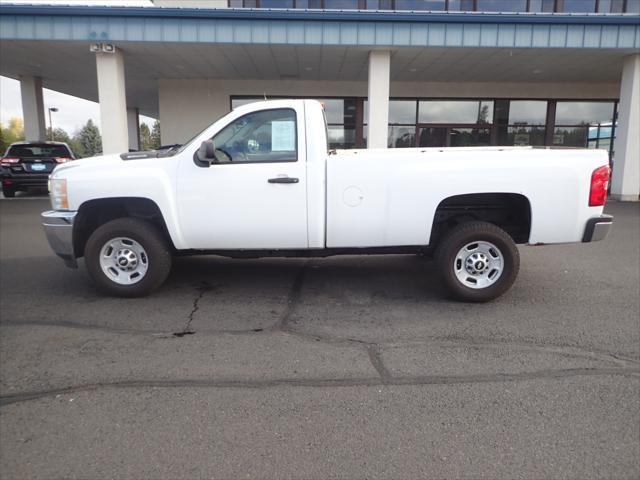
[0,0,638,199]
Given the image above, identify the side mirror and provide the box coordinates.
[197,140,216,164]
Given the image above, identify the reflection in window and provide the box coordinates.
[419,100,494,124]
[324,0,360,8]
[625,0,640,13]
[528,0,555,12]
[507,101,548,124]
[318,98,357,149]
[555,102,614,125]
[557,0,597,13]
[211,108,297,163]
[388,126,416,148]
[365,0,394,8]
[507,126,546,146]
[553,126,589,147]
[328,126,356,149]
[597,0,625,12]
[294,0,323,8]
[395,0,447,10]
[389,100,417,124]
[476,0,527,12]
[447,0,476,10]
[418,127,491,147]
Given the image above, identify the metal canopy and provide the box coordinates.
[0,5,638,117]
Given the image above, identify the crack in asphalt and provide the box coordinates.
[366,344,392,379]
[273,262,308,331]
[1,367,638,408]
[2,262,639,407]
[174,281,214,336]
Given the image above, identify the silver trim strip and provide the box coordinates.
[41,210,78,268]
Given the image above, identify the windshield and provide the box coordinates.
[7,144,72,158]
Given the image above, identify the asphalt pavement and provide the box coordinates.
[0,194,638,479]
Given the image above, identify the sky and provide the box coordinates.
[0,0,155,134]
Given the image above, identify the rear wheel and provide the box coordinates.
[2,186,16,198]
[434,221,519,302]
[84,217,171,297]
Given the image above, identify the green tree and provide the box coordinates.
[51,127,71,144]
[150,120,161,149]
[139,123,152,151]
[0,118,25,153]
[74,119,102,158]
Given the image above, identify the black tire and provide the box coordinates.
[84,217,171,297]
[2,186,16,198]
[434,221,519,302]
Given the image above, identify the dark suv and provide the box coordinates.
[1,142,75,198]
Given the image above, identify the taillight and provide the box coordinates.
[589,165,610,207]
[54,157,72,163]
[1,157,19,166]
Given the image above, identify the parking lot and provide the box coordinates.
[0,195,638,479]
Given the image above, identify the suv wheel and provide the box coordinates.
[84,217,171,297]
[434,221,519,302]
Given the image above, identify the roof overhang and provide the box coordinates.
[0,5,638,117]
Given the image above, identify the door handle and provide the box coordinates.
[268,176,299,184]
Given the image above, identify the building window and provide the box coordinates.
[495,100,547,146]
[394,0,447,10]
[476,0,528,12]
[556,0,597,13]
[552,101,616,149]
[230,0,636,11]
[597,0,625,12]
[318,98,357,148]
[418,100,494,124]
[625,0,640,13]
[526,0,556,11]
[232,96,618,154]
[447,0,475,10]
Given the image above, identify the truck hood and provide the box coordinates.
[51,150,168,178]
[50,153,123,179]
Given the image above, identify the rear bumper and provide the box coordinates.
[2,173,49,188]
[582,215,613,242]
[41,210,78,268]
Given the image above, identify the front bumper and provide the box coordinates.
[582,214,613,242]
[41,210,78,268]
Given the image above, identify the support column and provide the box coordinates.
[20,76,46,142]
[96,47,128,154]
[127,107,140,151]
[611,53,640,201]
[367,50,390,149]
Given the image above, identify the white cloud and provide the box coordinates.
[1,76,156,135]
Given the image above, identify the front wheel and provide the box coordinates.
[84,217,172,297]
[434,221,519,302]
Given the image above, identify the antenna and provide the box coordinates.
[263,92,267,101]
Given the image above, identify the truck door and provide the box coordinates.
[176,105,308,249]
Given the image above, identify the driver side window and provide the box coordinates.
[211,108,297,163]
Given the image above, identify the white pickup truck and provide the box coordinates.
[42,99,612,302]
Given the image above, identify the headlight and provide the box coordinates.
[50,178,69,210]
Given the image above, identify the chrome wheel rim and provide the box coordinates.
[454,241,504,289]
[99,237,149,285]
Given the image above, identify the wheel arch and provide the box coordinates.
[430,192,532,246]
[73,197,176,258]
